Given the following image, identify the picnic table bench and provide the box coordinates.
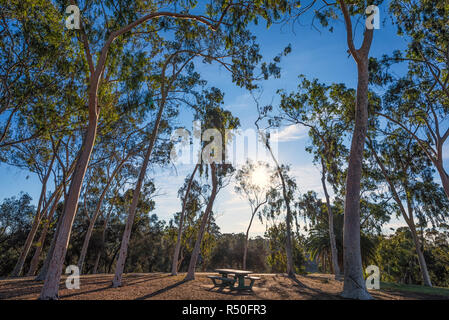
[207,269,260,291]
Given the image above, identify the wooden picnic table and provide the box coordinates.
[210,269,260,291]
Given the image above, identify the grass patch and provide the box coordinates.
[381,282,449,297]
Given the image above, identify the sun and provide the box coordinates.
[250,165,270,188]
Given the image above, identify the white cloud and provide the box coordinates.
[271,124,309,142]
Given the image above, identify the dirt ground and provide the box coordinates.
[0,273,447,300]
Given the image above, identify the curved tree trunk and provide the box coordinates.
[184,163,218,281]
[320,159,342,279]
[27,193,60,276]
[259,130,294,276]
[78,157,129,273]
[112,98,166,287]
[368,139,433,287]
[39,102,99,299]
[171,164,199,275]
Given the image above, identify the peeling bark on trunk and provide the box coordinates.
[184,163,218,281]
[321,159,342,279]
[171,164,199,275]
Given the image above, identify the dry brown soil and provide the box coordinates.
[0,273,447,300]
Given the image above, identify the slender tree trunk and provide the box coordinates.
[184,163,218,281]
[112,99,166,287]
[27,193,60,276]
[368,140,433,287]
[10,157,56,277]
[321,159,341,279]
[171,164,199,275]
[35,206,64,281]
[78,158,129,273]
[243,208,258,270]
[92,205,113,274]
[39,102,99,299]
[409,220,432,286]
[278,169,294,277]
[260,130,294,276]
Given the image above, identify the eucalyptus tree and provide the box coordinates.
[77,124,144,274]
[375,0,449,202]
[170,174,210,275]
[254,102,298,277]
[234,160,274,269]
[0,1,78,149]
[111,32,233,286]
[30,0,303,298]
[184,92,240,281]
[171,165,200,275]
[268,76,354,279]
[7,141,58,277]
[330,0,381,299]
[367,130,449,287]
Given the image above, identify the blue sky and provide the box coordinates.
[0,3,431,237]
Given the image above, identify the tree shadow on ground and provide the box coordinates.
[135,279,188,300]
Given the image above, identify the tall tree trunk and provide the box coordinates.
[341,61,371,299]
[39,98,100,299]
[184,163,218,281]
[321,159,341,279]
[27,193,61,276]
[171,164,199,275]
[112,99,166,287]
[259,130,294,276]
[338,0,373,300]
[278,168,294,277]
[10,156,56,277]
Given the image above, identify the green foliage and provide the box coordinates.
[265,223,305,274]
[373,226,449,287]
